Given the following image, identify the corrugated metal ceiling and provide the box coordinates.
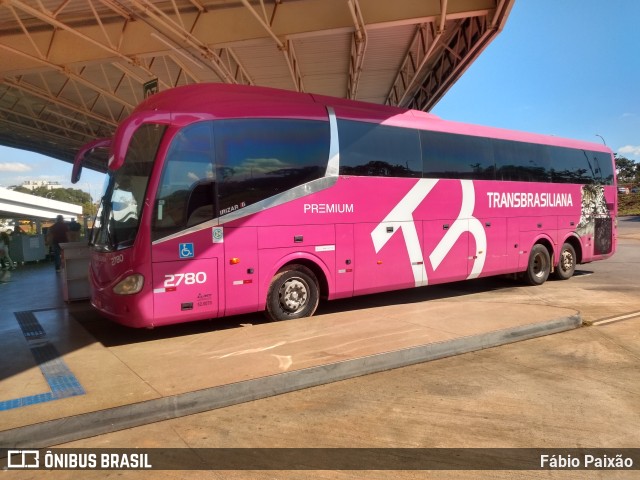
[0,0,514,170]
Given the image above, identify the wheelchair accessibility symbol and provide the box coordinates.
[179,243,195,258]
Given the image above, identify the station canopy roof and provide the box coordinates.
[0,0,514,172]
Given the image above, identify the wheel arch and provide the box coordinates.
[282,257,330,300]
[262,253,332,307]
[531,234,555,260]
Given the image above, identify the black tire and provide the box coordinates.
[524,244,551,286]
[553,242,576,280]
[265,265,319,321]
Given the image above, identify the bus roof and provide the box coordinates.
[133,83,611,155]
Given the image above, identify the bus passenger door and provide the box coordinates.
[224,227,259,317]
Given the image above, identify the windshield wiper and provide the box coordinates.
[107,207,118,248]
[88,196,105,247]
[592,155,603,183]
[90,196,116,251]
[582,151,596,180]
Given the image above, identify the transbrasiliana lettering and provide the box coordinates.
[486,192,573,208]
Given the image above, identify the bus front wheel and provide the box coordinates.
[524,244,551,286]
[266,265,319,321]
[553,242,576,280]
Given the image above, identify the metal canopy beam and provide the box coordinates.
[0,0,515,171]
[0,0,499,75]
[239,0,304,92]
[346,0,367,99]
[406,2,512,111]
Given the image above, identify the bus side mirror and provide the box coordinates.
[72,138,111,183]
[110,111,172,171]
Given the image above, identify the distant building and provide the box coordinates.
[21,180,62,191]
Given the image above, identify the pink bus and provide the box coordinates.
[73,84,617,328]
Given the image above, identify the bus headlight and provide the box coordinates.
[113,274,144,295]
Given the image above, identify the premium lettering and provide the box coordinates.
[304,203,354,214]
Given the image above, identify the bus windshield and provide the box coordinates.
[91,124,166,251]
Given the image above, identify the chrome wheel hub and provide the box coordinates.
[561,250,573,271]
[280,278,308,313]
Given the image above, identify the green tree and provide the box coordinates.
[614,154,638,183]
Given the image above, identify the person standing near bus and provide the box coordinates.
[0,230,15,271]
[48,215,69,272]
[68,218,81,241]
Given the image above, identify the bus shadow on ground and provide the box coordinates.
[316,276,519,316]
[72,273,559,348]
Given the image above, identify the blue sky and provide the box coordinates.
[432,0,640,160]
[0,147,106,200]
[0,0,638,196]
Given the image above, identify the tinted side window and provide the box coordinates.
[338,120,421,177]
[548,147,594,184]
[421,131,495,180]
[494,139,550,182]
[590,151,614,185]
[215,119,329,216]
[152,122,215,240]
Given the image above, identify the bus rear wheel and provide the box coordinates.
[266,265,319,321]
[524,244,551,286]
[553,242,576,280]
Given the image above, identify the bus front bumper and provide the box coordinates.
[91,288,152,328]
